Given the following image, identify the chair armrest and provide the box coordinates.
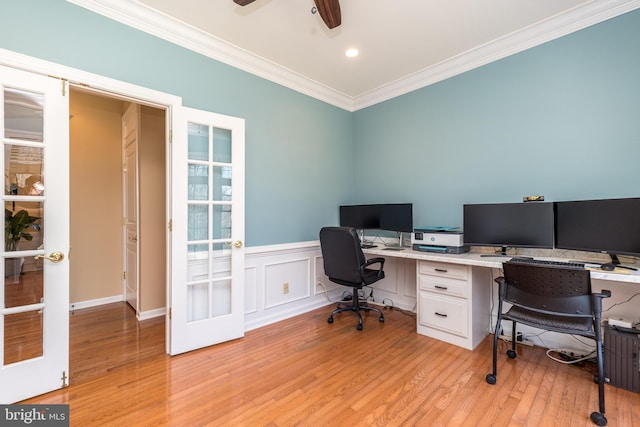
[593,289,611,299]
[362,257,385,280]
[364,257,385,269]
[494,276,507,299]
[591,289,611,315]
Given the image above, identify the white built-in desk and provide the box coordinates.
[363,247,640,350]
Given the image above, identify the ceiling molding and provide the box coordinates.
[353,0,640,110]
[66,0,353,110]
[67,0,640,112]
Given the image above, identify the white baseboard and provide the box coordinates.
[70,295,123,311]
[138,307,166,320]
[70,295,166,321]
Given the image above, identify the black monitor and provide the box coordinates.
[379,203,413,233]
[555,197,640,265]
[463,202,555,254]
[339,204,380,230]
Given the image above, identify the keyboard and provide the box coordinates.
[508,257,585,269]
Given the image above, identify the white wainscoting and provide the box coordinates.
[70,240,419,331]
[244,240,417,331]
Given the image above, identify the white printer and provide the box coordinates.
[411,227,469,254]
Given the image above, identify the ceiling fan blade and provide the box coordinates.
[313,0,341,29]
[233,0,256,5]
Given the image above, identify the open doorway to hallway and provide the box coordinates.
[68,88,167,366]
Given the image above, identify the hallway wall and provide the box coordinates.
[69,90,123,304]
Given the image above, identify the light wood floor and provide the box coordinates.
[22,302,639,426]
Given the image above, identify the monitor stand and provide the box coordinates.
[385,232,406,250]
[359,229,377,249]
[480,246,511,257]
[609,253,638,271]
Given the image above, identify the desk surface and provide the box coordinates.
[363,246,640,284]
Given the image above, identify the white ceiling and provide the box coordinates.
[70,0,640,110]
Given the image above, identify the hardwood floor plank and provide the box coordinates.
[20,302,640,426]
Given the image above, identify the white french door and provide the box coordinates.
[169,107,245,355]
[122,103,139,314]
[0,65,69,402]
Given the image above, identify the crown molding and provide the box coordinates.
[67,0,640,112]
[66,0,354,110]
[353,0,640,110]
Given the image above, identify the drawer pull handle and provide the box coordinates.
[434,285,448,290]
[435,312,448,318]
[434,268,448,273]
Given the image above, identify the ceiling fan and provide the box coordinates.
[233,0,342,29]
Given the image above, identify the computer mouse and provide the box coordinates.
[600,263,615,271]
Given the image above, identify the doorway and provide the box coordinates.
[68,88,166,325]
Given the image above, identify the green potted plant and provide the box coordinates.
[5,208,41,279]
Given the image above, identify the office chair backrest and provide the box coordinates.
[319,227,366,284]
[503,262,594,317]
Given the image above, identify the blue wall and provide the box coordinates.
[3,2,640,244]
[0,0,353,247]
[353,10,640,229]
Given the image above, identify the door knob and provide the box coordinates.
[224,240,243,248]
[34,251,65,263]
[128,236,138,241]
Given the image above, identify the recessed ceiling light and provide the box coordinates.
[345,48,359,58]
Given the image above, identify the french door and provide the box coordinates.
[122,103,139,314]
[169,107,245,355]
[0,65,69,403]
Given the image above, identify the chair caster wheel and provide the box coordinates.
[357,323,363,331]
[379,316,384,322]
[507,349,517,359]
[327,317,333,324]
[486,374,496,385]
[590,411,607,426]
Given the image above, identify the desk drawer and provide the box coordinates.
[418,275,468,298]
[419,292,468,337]
[418,260,469,281]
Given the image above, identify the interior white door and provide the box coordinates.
[170,107,245,355]
[122,103,139,313]
[0,65,69,402]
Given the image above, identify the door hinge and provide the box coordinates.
[61,370,68,388]
[123,271,127,280]
[168,219,172,232]
[169,129,172,143]
[169,307,172,320]
[61,79,67,96]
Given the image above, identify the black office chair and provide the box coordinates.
[319,226,385,330]
[486,261,611,426]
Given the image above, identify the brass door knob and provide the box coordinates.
[34,251,65,263]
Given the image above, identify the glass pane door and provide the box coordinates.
[170,106,244,355]
[0,65,69,403]
[186,124,234,322]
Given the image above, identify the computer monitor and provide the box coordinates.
[379,203,413,233]
[463,202,555,254]
[339,204,380,230]
[555,197,640,265]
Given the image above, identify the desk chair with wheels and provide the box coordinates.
[486,261,611,426]
[319,226,385,330]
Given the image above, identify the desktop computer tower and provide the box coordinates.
[604,327,640,392]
